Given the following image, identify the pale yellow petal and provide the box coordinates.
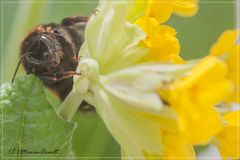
[95,87,164,157]
[127,0,147,22]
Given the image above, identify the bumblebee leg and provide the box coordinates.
[39,75,58,82]
[40,71,95,113]
[40,71,80,82]
[55,71,80,81]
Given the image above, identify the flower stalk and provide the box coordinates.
[57,90,83,121]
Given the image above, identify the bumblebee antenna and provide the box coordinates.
[11,60,22,83]
[11,52,33,83]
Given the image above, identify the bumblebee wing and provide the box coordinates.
[61,16,88,34]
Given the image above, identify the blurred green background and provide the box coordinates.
[0,0,236,158]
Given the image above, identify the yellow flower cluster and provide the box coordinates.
[72,1,239,159]
[158,31,239,158]
[160,56,232,142]
[161,35,239,159]
[130,1,239,158]
[130,0,198,64]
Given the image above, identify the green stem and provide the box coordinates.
[57,90,83,121]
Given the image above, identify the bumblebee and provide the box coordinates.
[13,16,95,112]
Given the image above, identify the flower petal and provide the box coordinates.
[216,110,240,158]
[101,63,193,114]
[210,30,240,103]
[85,2,148,74]
[94,86,164,157]
[174,0,199,17]
[146,0,174,24]
[163,57,232,144]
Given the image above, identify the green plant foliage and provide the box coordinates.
[0,75,75,159]
[72,113,120,159]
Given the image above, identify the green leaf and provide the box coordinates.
[0,75,76,159]
[43,88,61,110]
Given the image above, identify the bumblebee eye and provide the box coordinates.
[40,34,54,51]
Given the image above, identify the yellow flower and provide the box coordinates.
[131,0,198,64]
[142,132,196,160]
[134,17,183,64]
[161,131,196,159]
[139,108,195,159]
[160,56,234,144]
[127,0,199,23]
[74,1,202,159]
[128,0,198,64]
[74,57,196,159]
[134,18,175,48]
[215,110,240,159]
[210,30,240,103]
[145,0,199,24]
[127,0,146,21]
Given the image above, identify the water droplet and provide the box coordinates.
[93,9,100,16]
